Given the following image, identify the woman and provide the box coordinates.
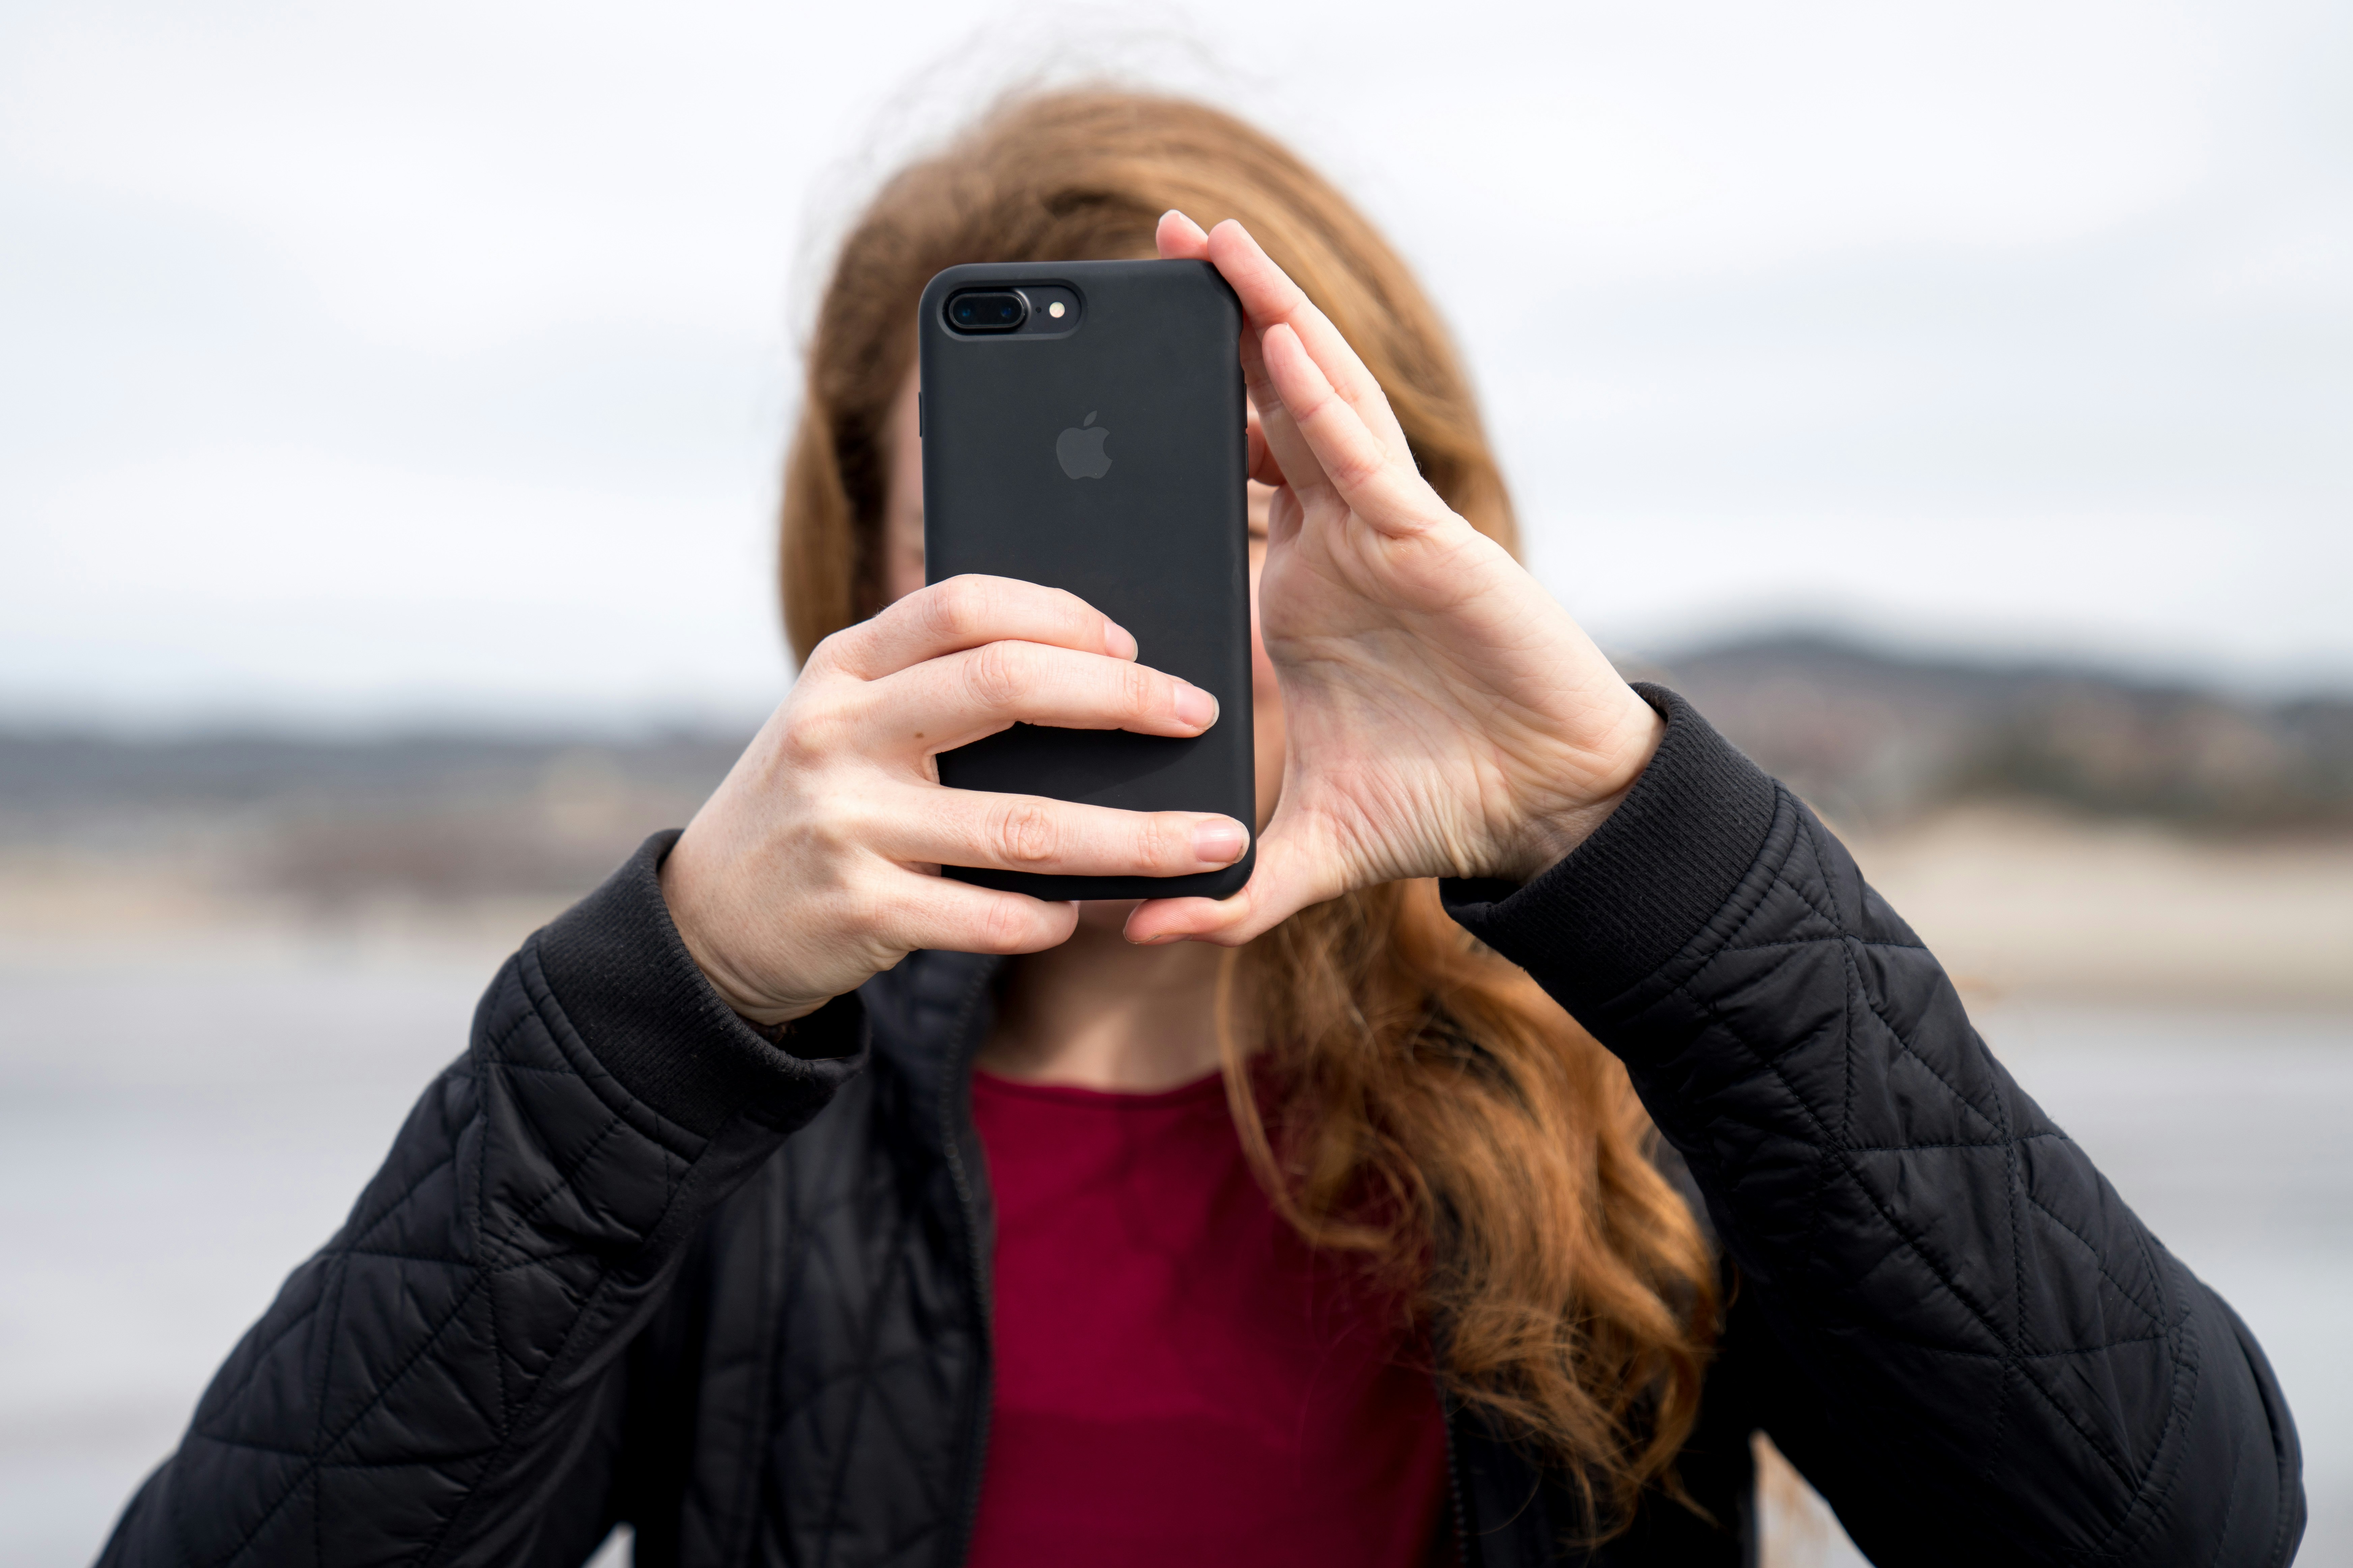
[102,92,2300,1567]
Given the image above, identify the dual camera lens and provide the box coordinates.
[946,289,1029,333]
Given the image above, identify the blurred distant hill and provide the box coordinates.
[2,636,2350,918]
[0,728,747,906]
[1651,635,2353,834]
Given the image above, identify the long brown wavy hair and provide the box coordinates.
[780,89,1718,1532]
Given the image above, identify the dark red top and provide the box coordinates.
[965,1067,1449,1566]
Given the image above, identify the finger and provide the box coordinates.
[1263,482,1306,550]
[1235,305,1334,512]
[826,575,1136,681]
[1185,230,1293,496]
[1184,230,1330,507]
[1120,828,1336,947]
[1244,403,1283,489]
[1206,220,1414,462]
[868,639,1217,756]
[876,871,1081,957]
[1259,322,1442,539]
[1245,393,1308,547]
[1156,208,1211,259]
[875,784,1250,879]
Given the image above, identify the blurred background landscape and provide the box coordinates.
[7,639,2347,1566]
[2,0,2347,1562]
[7,636,2351,1005]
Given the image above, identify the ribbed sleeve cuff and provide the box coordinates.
[1440,684,1778,1018]
[531,830,868,1140]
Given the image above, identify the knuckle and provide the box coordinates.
[977,895,1035,953]
[989,801,1061,865]
[774,802,862,884]
[803,789,869,855]
[1133,814,1180,869]
[964,641,1028,710]
[1330,443,1386,491]
[802,630,846,676]
[777,692,854,764]
[1294,382,1339,426]
[857,881,918,945]
[924,576,989,642]
[1119,662,1159,717]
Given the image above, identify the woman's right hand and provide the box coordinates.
[658,575,1251,1026]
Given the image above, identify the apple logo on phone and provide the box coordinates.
[1055,411,1112,480]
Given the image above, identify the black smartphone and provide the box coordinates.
[918,258,1255,901]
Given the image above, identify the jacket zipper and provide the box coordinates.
[938,960,998,1568]
[1438,1374,1476,1568]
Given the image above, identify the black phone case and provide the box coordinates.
[919,259,1255,900]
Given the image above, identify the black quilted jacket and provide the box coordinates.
[100,690,2303,1567]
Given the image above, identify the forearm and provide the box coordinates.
[100,833,866,1567]
[1444,687,2303,1566]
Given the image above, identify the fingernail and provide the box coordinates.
[1173,683,1218,728]
[1103,619,1138,660]
[1192,817,1248,865]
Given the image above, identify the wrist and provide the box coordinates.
[657,849,830,1029]
[1491,690,1666,885]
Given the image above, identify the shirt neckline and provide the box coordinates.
[970,1065,1229,1110]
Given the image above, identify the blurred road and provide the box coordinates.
[2,951,2344,1566]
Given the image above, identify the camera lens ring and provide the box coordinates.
[944,287,1031,335]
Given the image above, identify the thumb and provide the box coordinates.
[1123,822,1336,947]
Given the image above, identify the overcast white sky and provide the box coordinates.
[1,0,2347,732]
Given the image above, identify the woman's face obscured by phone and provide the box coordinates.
[881,371,1287,835]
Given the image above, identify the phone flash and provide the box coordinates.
[1048,301,1066,318]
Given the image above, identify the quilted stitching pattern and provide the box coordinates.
[758,1075,978,1568]
[1593,791,2291,1566]
[98,739,2302,1568]
[101,943,814,1568]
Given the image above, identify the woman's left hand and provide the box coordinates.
[1127,213,1666,946]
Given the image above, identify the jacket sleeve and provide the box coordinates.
[98,830,868,1568]
[1442,687,2304,1568]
